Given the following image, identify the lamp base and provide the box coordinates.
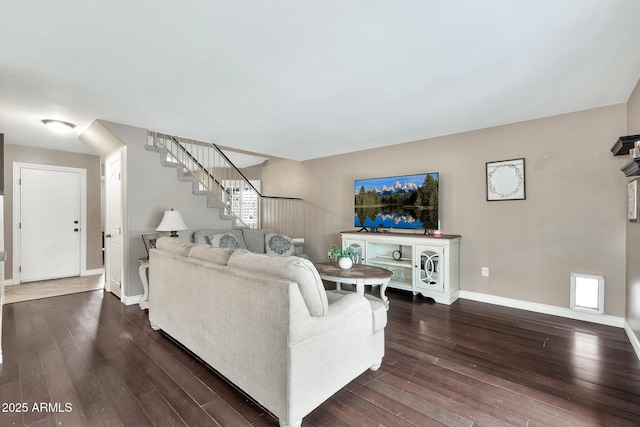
[170,231,179,238]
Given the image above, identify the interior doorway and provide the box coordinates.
[104,152,124,300]
[13,163,87,284]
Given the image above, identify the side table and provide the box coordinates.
[314,262,392,307]
[138,257,149,310]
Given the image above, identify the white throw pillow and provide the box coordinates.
[209,233,241,249]
[265,233,294,256]
[155,236,194,256]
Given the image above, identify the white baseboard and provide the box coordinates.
[5,269,104,286]
[459,290,625,328]
[122,293,144,306]
[624,321,640,362]
[83,268,105,276]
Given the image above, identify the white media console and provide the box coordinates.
[341,231,460,304]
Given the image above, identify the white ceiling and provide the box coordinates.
[1,1,639,161]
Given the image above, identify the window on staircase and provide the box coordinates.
[223,180,261,228]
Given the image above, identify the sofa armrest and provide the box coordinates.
[289,292,373,345]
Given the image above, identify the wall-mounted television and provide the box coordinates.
[354,172,439,231]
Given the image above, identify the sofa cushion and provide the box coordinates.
[210,233,242,249]
[265,233,295,256]
[228,249,329,317]
[156,237,194,256]
[241,228,277,254]
[187,244,234,265]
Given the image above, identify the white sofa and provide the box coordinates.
[149,237,386,427]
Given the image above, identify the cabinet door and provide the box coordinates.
[415,245,445,292]
[343,239,365,264]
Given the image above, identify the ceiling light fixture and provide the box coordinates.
[42,119,76,134]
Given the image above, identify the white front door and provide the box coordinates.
[19,166,82,282]
[105,153,123,299]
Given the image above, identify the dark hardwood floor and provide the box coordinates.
[1,287,639,426]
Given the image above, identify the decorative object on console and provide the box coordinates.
[354,172,439,232]
[156,208,188,237]
[629,178,639,222]
[486,158,525,201]
[265,233,294,256]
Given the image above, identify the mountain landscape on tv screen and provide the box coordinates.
[354,173,439,230]
[377,181,419,195]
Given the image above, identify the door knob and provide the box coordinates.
[74,228,79,232]
[105,234,112,238]
[74,220,79,224]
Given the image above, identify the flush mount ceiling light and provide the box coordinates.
[42,119,76,134]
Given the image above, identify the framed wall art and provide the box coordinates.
[486,158,526,201]
[628,178,639,222]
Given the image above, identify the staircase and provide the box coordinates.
[145,131,304,237]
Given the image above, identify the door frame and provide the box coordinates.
[12,162,87,284]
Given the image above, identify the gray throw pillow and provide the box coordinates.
[209,233,241,249]
[265,233,294,256]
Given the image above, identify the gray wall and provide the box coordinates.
[3,144,102,280]
[263,104,628,316]
[100,121,234,298]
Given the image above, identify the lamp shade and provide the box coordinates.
[156,209,188,237]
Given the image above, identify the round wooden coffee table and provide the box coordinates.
[314,262,393,305]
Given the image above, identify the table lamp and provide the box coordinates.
[156,208,188,238]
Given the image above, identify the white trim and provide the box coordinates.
[624,321,640,362]
[13,163,88,284]
[4,270,103,286]
[570,272,605,314]
[459,290,625,328]
[121,293,143,306]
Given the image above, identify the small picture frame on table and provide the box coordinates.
[486,158,526,201]
[142,233,160,258]
[628,178,639,222]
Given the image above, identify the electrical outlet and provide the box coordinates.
[481,267,490,277]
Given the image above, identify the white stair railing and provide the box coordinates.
[147,131,304,236]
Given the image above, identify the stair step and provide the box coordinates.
[161,160,182,169]
[146,137,247,229]
[144,145,166,153]
[207,203,231,213]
